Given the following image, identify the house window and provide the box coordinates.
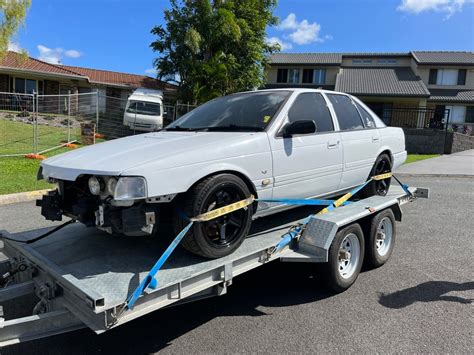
[13,77,39,94]
[466,107,474,123]
[301,69,326,84]
[14,78,25,93]
[445,105,466,124]
[288,69,300,84]
[277,68,288,83]
[377,59,397,64]
[430,69,464,86]
[313,69,326,85]
[302,69,313,83]
[457,69,467,85]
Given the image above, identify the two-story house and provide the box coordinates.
[265,51,474,129]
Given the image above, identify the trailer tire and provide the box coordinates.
[323,223,365,293]
[366,209,396,268]
[174,173,253,259]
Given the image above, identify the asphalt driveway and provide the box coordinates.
[1,176,473,354]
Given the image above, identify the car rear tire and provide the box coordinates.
[174,174,253,259]
[360,153,392,198]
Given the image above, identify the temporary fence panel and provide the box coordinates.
[0,92,35,157]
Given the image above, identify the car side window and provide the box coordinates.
[327,94,364,131]
[354,101,376,128]
[287,93,334,132]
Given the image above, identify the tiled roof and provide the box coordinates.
[0,51,176,90]
[62,65,176,90]
[0,51,83,77]
[428,89,474,103]
[269,51,474,66]
[411,51,474,65]
[342,52,410,57]
[335,67,430,97]
[269,53,342,65]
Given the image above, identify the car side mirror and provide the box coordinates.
[282,120,317,138]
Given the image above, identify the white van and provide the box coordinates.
[123,88,164,131]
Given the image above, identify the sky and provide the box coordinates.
[8,0,474,77]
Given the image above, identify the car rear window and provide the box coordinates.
[327,94,364,131]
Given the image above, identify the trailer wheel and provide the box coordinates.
[323,223,365,293]
[174,173,253,259]
[366,209,396,268]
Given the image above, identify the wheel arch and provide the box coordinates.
[378,148,393,165]
[189,170,259,199]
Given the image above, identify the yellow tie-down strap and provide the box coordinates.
[191,196,256,222]
[372,172,392,181]
[318,172,392,215]
[190,172,392,221]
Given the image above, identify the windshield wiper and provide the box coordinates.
[205,124,264,132]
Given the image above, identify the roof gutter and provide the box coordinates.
[0,67,89,81]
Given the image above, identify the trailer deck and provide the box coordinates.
[0,185,428,346]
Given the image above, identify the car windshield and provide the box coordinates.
[126,101,161,116]
[165,91,290,132]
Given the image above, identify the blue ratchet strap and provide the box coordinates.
[257,198,351,206]
[126,221,194,310]
[392,175,412,197]
[271,216,311,253]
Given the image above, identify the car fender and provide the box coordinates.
[140,159,273,200]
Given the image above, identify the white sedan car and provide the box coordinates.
[37,89,406,259]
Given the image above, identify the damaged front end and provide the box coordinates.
[36,174,159,237]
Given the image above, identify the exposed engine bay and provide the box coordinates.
[36,175,158,236]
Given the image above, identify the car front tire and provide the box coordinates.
[174,174,253,259]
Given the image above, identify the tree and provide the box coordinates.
[151,0,279,103]
[0,0,30,59]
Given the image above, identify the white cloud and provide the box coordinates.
[397,0,469,18]
[8,41,21,52]
[278,13,298,30]
[145,68,158,75]
[266,36,293,50]
[37,45,82,64]
[277,13,328,45]
[64,49,82,58]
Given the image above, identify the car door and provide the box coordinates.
[269,92,343,201]
[326,94,380,189]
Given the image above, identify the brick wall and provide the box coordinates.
[449,132,474,153]
[403,128,451,154]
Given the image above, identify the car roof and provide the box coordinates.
[247,88,349,96]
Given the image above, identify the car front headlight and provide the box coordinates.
[88,176,103,195]
[114,177,147,201]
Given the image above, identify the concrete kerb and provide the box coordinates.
[0,189,52,206]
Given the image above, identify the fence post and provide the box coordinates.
[96,89,99,132]
[33,91,38,154]
[67,90,71,142]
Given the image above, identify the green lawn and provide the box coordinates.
[0,147,74,195]
[0,119,81,195]
[0,119,80,155]
[405,154,440,164]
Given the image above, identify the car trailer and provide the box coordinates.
[0,178,428,347]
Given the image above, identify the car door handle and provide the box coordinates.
[372,136,380,143]
[327,141,340,149]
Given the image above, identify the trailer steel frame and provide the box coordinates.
[0,185,428,347]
